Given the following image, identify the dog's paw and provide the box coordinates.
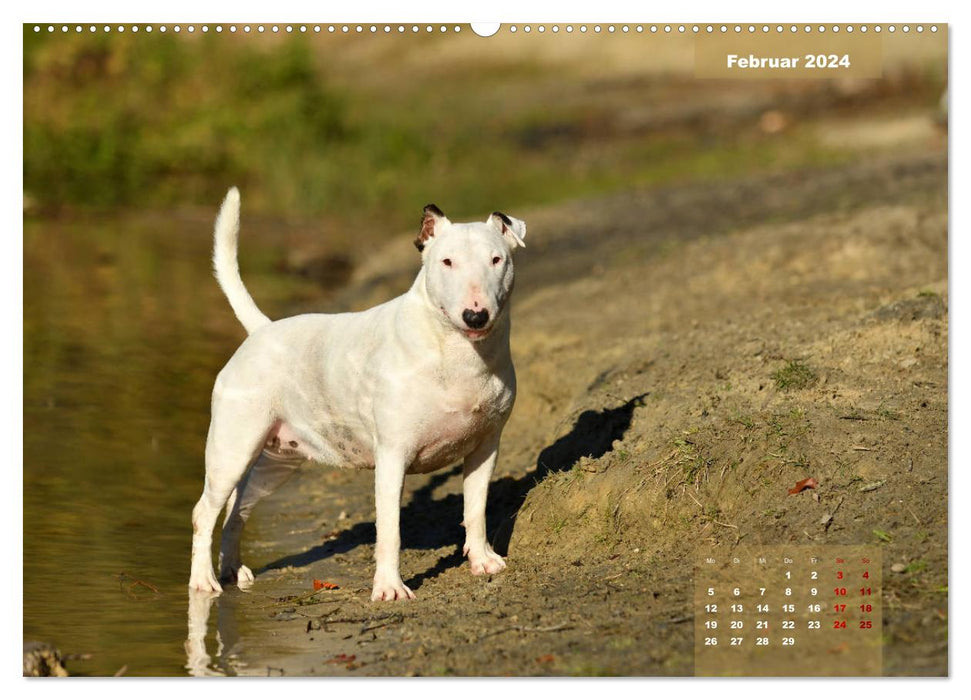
[464,545,507,576]
[219,562,255,588]
[236,565,255,586]
[370,575,415,602]
[189,568,224,594]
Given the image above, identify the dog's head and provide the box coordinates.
[415,204,526,342]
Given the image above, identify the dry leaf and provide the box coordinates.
[788,477,819,495]
[326,653,356,664]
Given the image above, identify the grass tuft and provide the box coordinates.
[772,360,818,392]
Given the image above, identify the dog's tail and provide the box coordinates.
[212,187,271,334]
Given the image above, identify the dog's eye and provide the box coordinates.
[492,256,502,265]
[442,258,452,267]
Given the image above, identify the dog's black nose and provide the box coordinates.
[462,308,490,329]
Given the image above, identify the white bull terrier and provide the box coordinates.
[189,188,525,601]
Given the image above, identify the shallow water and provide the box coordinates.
[22,212,322,676]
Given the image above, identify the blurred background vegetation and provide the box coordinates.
[25,30,349,213]
[24,26,946,234]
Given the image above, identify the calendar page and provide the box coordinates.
[22,16,948,678]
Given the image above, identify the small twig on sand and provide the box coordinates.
[480,622,574,639]
[521,623,573,633]
[821,496,845,532]
[263,589,354,608]
[113,665,128,677]
[359,613,405,635]
[713,521,738,530]
[685,491,705,510]
[312,611,410,633]
[322,616,373,624]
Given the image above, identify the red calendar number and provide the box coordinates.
[834,603,846,612]
[834,587,848,596]
[859,620,873,629]
[860,587,872,596]
[833,620,847,629]
[860,603,873,612]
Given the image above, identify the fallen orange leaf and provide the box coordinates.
[325,653,356,664]
[536,654,555,664]
[313,579,340,591]
[788,477,819,495]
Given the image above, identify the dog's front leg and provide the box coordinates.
[462,434,507,575]
[371,449,415,601]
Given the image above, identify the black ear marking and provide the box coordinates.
[492,211,512,226]
[415,204,446,252]
[492,211,512,232]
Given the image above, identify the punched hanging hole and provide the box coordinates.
[470,23,500,37]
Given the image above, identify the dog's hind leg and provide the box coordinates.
[219,449,303,585]
[189,398,271,593]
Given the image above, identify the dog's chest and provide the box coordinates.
[409,375,513,473]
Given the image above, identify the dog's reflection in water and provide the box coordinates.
[184,588,245,677]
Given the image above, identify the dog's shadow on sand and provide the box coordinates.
[259,394,646,591]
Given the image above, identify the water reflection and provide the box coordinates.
[185,588,256,677]
[184,590,224,676]
[23,212,320,675]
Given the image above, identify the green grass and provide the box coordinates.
[673,436,710,484]
[772,360,819,392]
[731,413,756,429]
[877,406,902,421]
[904,560,927,574]
[873,529,893,543]
[547,508,569,535]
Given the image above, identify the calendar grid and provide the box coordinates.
[694,545,882,676]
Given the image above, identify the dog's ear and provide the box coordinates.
[489,211,527,249]
[415,204,449,252]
